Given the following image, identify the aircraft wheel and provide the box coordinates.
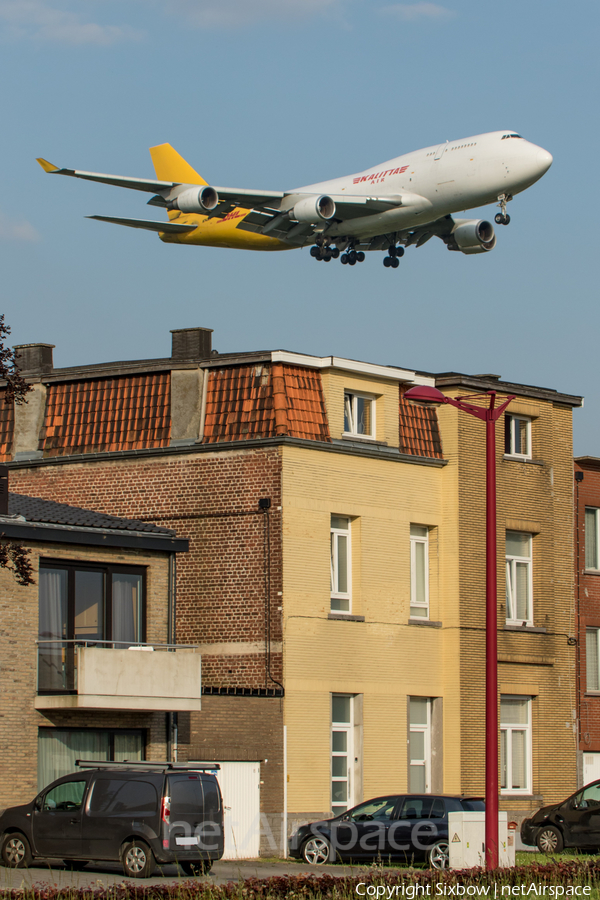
[389,246,397,258]
[391,257,400,268]
[310,246,319,257]
[348,250,357,263]
[396,246,405,258]
[323,253,332,261]
[383,257,391,267]
[356,251,365,262]
[331,248,340,259]
[348,256,357,266]
[341,254,348,265]
[503,214,511,225]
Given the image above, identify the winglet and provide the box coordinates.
[36,158,60,173]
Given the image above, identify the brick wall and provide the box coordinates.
[11,447,285,844]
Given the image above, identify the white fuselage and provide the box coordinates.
[294,130,552,237]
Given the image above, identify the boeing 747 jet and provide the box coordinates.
[37,131,552,268]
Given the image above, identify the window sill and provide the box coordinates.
[504,624,547,634]
[584,692,600,697]
[584,569,600,576]
[502,455,543,466]
[328,612,365,622]
[409,618,442,628]
[342,433,384,444]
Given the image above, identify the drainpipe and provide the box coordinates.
[167,552,177,762]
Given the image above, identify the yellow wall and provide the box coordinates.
[280,443,460,814]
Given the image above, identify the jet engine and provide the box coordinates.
[170,186,219,214]
[449,219,496,254]
[293,194,336,224]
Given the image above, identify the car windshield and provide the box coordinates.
[347,797,397,821]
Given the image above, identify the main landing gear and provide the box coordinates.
[494,193,511,226]
[383,245,404,268]
[341,249,365,266]
[310,245,339,261]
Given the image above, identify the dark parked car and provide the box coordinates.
[0,761,224,878]
[289,794,485,869]
[521,780,600,854]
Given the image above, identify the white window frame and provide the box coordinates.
[500,696,532,795]
[585,508,600,571]
[506,532,533,625]
[586,628,600,692]
[331,694,354,816]
[330,516,352,613]
[410,525,429,619]
[409,697,432,793]
[505,414,532,459]
[343,391,376,440]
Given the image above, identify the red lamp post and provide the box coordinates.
[404,384,515,868]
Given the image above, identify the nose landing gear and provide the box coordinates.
[495,193,512,225]
[383,245,404,268]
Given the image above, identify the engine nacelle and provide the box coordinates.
[451,219,496,254]
[172,186,219,214]
[293,194,336,224]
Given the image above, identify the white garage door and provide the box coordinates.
[191,761,261,859]
[583,753,600,786]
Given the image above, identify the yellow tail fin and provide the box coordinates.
[149,144,207,185]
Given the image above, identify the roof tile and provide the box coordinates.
[399,386,443,458]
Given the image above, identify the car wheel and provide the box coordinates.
[302,836,332,865]
[536,825,563,854]
[180,860,212,876]
[429,840,450,869]
[63,859,89,870]
[121,840,155,878]
[2,832,33,868]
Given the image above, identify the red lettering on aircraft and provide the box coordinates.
[353,165,409,185]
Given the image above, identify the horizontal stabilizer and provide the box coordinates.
[86,215,197,233]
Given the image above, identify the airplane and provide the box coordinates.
[36,130,552,269]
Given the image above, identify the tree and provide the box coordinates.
[0,314,32,404]
[0,315,34,585]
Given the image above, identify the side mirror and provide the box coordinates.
[34,796,43,812]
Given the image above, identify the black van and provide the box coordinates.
[0,761,224,878]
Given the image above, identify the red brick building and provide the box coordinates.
[574,457,600,786]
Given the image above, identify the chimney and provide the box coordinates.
[13,343,54,375]
[170,328,213,361]
[0,465,8,515]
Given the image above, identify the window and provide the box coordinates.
[38,561,145,692]
[43,779,87,811]
[504,414,532,458]
[89,779,158,815]
[505,532,533,624]
[587,629,600,691]
[586,508,600,570]
[409,697,431,793]
[38,728,144,790]
[410,525,429,618]
[331,694,353,816]
[500,696,531,794]
[330,516,351,612]
[344,392,375,438]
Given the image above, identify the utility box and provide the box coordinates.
[448,811,515,869]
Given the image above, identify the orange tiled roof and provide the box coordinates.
[0,392,14,462]
[203,363,331,443]
[399,386,443,458]
[39,373,171,456]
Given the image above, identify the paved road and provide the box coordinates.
[0,857,374,890]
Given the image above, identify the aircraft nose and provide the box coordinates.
[536,148,553,173]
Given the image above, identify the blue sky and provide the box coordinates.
[1,0,598,453]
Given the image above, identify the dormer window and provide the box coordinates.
[344,392,375,438]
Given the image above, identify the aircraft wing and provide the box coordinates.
[37,158,176,193]
[87,215,197,233]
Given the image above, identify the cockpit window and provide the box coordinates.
[501,134,523,140]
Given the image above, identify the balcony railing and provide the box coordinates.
[35,640,202,712]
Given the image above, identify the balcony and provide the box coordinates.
[35,641,201,712]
